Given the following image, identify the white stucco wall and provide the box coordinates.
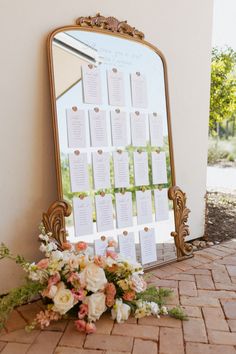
[0,0,213,293]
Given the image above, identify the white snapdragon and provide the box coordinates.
[111,299,131,323]
[38,234,49,242]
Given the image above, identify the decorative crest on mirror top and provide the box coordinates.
[76,13,145,40]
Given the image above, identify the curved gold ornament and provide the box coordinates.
[168,186,193,258]
[76,13,145,40]
[42,200,72,249]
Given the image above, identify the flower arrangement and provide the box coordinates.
[0,225,187,334]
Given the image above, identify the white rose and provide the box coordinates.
[84,292,106,321]
[52,285,76,315]
[130,273,147,293]
[111,299,130,323]
[82,263,107,292]
[47,285,58,299]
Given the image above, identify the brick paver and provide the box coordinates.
[2,241,236,354]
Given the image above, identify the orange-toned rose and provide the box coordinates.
[75,241,88,252]
[123,290,136,301]
[105,283,116,307]
[94,255,106,268]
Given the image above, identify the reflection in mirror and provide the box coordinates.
[50,29,176,268]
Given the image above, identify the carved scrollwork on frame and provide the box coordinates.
[76,13,145,40]
[168,186,193,259]
[42,200,72,249]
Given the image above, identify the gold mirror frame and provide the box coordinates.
[43,13,193,265]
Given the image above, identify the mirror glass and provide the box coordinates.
[50,29,176,268]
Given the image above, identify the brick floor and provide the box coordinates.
[2,241,236,353]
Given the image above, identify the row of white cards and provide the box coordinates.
[82,64,148,109]
[69,150,168,192]
[66,108,163,149]
[94,228,157,265]
[73,188,169,237]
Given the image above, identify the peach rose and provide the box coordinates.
[94,255,106,268]
[75,241,88,252]
[36,258,49,269]
[86,322,96,334]
[61,242,72,251]
[74,319,86,332]
[123,290,136,301]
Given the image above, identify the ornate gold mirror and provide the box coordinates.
[44,14,193,269]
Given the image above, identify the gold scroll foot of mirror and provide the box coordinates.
[42,200,72,250]
[168,186,193,260]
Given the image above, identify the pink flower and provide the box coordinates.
[36,258,49,269]
[105,283,116,307]
[78,304,88,319]
[75,241,88,252]
[67,272,80,284]
[106,250,118,260]
[123,290,136,301]
[71,288,86,301]
[48,272,60,287]
[75,319,86,332]
[86,322,96,334]
[35,310,61,329]
[108,239,117,248]
[94,255,106,268]
[61,242,72,251]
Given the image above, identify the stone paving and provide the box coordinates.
[2,240,236,353]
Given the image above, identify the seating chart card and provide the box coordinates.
[118,232,136,262]
[133,151,149,186]
[131,72,148,108]
[154,188,169,221]
[107,68,125,106]
[139,228,157,264]
[113,151,130,188]
[149,113,164,147]
[115,192,133,228]
[95,194,114,232]
[136,190,153,225]
[130,112,147,147]
[89,108,108,147]
[92,151,111,190]
[94,238,108,256]
[73,196,93,237]
[151,151,168,185]
[66,108,87,148]
[82,64,102,104]
[110,110,128,146]
[69,152,90,192]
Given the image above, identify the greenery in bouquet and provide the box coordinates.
[0,225,187,334]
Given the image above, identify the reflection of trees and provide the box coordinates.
[61,138,172,222]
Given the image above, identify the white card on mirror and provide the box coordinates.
[89,109,108,147]
[151,151,168,185]
[82,64,102,104]
[69,152,90,192]
[92,151,111,190]
[154,188,169,221]
[115,192,133,228]
[118,232,136,263]
[133,151,149,186]
[94,238,108,256]
[149,113,164,147]
[110,110,128,146]
[95,194,114,232]
[139,228,157,264]
[131,72,148,108]
[73,196,93,237]
[136,190,153,225]
[130,112,147,147]
[66,109,87,148]
[113,151,130,188]
[107,68,125,106]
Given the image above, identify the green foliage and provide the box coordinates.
[210,47,236,132]
[168,306,188,320]
[137,286,173,307]
[0,243,27,266]
[0,281,43,329]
